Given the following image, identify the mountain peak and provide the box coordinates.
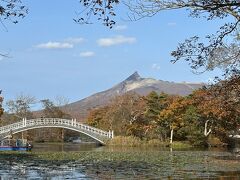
[125,71,141,81]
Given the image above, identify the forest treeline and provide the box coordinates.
[0,75,239,145]
[87,75,240,146]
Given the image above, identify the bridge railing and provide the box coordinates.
[26,118,111,137]
[0,121,23,134]
[0,118,114,142]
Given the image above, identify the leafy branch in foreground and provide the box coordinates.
[0,0,28,57]
[0,0,28,26]
[126,0,240,76]
[74,0,119,28]
[79,0,240,76]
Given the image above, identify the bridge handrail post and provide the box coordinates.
[111,130,114,138]
[22,118,26,127]
[108,130,111,138]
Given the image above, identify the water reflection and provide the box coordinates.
[32,142,99,152]
[0,143,240,179]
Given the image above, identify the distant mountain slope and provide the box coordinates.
[64,72,204,121]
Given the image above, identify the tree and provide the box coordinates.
[191,80,240,142]
[75,0,118,28]
[209,77,240,136]
[79,0,240,76]
[4,94,36,140]
[125,96,147,139]
[54,95,70,108]
[40,99,69,118]
[87,93,151,138]
[0,0,27,24]
[104,93,143,136]
[40,99,71,142]
[6,93,36,119]
[2,1,239,75]
[178,105,207,146]
[136,1,240,76]
[158,96,188,144]
[87,106,111,129]
[0,0,28,56]
[144,92,169,139]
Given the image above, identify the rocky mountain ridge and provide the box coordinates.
[64,72,204,121]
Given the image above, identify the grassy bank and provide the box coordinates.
[106,136,192,148]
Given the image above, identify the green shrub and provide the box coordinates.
[187,132,208,147]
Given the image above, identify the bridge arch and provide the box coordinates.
[0,118,113,145]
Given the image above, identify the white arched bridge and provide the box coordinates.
[0,118,114,145]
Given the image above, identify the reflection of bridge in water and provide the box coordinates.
[0,118,114,145]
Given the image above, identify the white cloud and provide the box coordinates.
[97,35,136,47]
[79,51,95,57]
[35,37,85,50]
[36,41,73,49]
[167,22,177,26]
[65,37,85,44]
[114,25,127,31]
[152,63,160,70]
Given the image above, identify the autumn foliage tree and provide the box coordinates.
[192,76,240,141]
[158,96,189,143]
[87,106,111,130]
[86,80,239,146]
[87,93,152,139]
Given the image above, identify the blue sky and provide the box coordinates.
[1,0,223,103]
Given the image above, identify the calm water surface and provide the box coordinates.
[0,143,240,179]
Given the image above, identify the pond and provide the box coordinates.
[0,143,240,179]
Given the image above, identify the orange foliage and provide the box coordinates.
[159,96,190,130]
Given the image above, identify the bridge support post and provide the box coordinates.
[74,119,77,127]
[71,119,74,126]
